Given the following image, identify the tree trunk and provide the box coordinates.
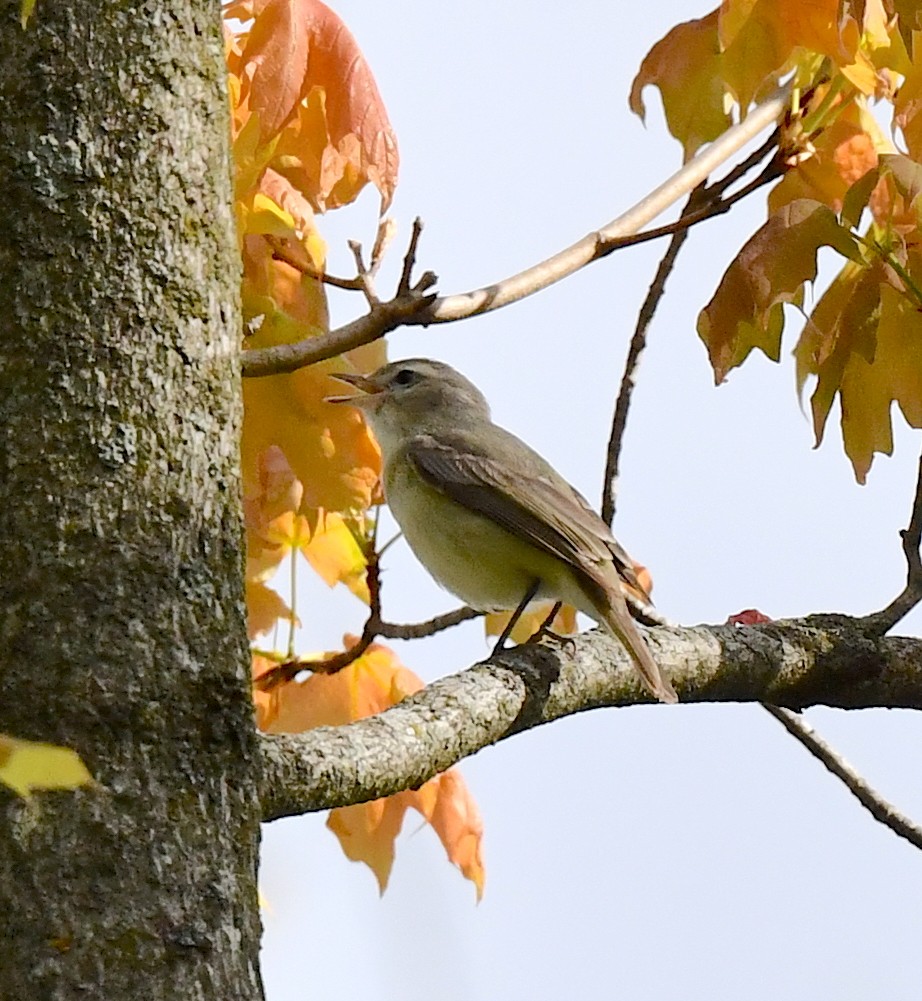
[0,2,262,998]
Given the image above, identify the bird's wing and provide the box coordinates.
[404,432,650,603]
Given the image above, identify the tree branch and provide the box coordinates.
[377,605,481,639]
[259,613,922,820]
[602,187,700,524]
[860,447,922,635]
[602,132,784,523]
[242,85,792,380]
[763,704,922,851]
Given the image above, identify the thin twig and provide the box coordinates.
[377,606,482,639]
[860,448,922,635]
[257,537,385,690]
[242,85,792,379]
[243,224,440,379]
[601,141,785,524]
[369,217,397,276]
[398,217,424,295]
[602,186,702,525]
[266,237,365,290]
[763,704,922,851]
[348,240,380,306]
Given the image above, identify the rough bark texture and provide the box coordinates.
[260,615,922,820]
[0,3,262,999]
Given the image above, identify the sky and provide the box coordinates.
[258,3,922,999]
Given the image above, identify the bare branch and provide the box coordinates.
[398,217,425,296]
[426,86,790,324]
[259,614,922,820]
[348,239,380,306]
[763,704,922,851]
[370,217,398,275]
[241,85,792,379]
[602,186,701,524]
[601,135,785,524]
[242,290,438,378]
[860,448,922,635]
[377,605,481,639]
[256,540,385,690]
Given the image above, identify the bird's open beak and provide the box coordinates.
[326,372,382,406]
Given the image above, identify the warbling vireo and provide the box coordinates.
[331,358,677,704]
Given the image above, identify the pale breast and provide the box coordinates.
[384,454,565,612]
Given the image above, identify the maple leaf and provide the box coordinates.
[698,198,861,382]
[629,10,731,161]
[770,102,879,216]
[257,639,486,896]
[229,0,399,211]
[246,579,296,639]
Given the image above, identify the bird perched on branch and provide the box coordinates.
[330,358,677,704]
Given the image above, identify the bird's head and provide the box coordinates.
[329,358,490,453]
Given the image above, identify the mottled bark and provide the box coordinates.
[0,2,261,999]
[260,615,922,820]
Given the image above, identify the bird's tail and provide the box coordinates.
[599,596,678,704]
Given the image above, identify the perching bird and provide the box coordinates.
[330,358,677,704]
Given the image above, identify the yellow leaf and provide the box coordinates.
[20,0,37,29]
[795,256,922,482]
[0,734,93,798]
[247,193,299,237]
[485,602,578,644]
[301,511,370,603]
[839,283,922,481]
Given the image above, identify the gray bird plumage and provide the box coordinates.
[331,358,678,704]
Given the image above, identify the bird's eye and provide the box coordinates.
[392,368,417,387]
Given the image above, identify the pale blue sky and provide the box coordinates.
[259,3,922,999]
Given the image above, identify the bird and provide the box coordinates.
[329,358,677,704]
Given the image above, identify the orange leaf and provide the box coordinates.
[239,221,383,518]
[246,580,296,639]
[769,105,878,216]
[326,796,409,893]
[698,199,861,382]
[241,351,382,516]
[260,640,485,895]
[421,768,485,900]
[326,771,485,898]
[237,0,311,139]
[259,638,421,731]
[719,0,867,110]
[232,0,399,210]
[244,445,311,578]
[630,11,731,161]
